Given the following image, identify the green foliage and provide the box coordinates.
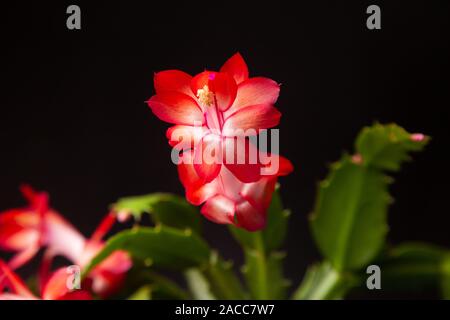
[292,263,357,300]
[128,286,152,300]
[200,252,248,300]
[311,157,391,271]
[113,193,201,234]
[83,226,210,276]
[375,243,450,297]
[229,188,291,299]
[311,123,429,271]
[356,123,429,171]
[185,269,216,300]
[230,188,290,252]
[242,250,289,299]
[123,267,190,300]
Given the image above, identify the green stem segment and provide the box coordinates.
[252,234,269,299]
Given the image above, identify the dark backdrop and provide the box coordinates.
[1,1,449,298]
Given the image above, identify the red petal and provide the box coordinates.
[0,260,36,298]
[166,125,208,150]
[0,293,37,300]
[7,244,40,270]
[209,72,238,112]
[41,268,92,300]
[235,201,266,231]
[58,290,92,300]
[193,134,222,183]
[41,268,70,300]
[45,211,86,263]
[178,150,218,205]
[201,195,235,224]
[89,250,132,298]
[178,150,204,190]
[226,77,280,116]
[240,177,277,212]
[147,92,205,125]
[154,70,194,98]
[223,104,281,136]
[191,71,237,111]
[259,153,294,177]
[277,156,294,176]
[89,212,116,243]
[0,213,39,251]
[223,137,262,183]
[20,185,49,214]
[220,53,249,84]
[186,183,218,205]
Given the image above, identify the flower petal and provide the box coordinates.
[220,53,249,84]
[45,211,86,263]
[277,156,294,176]
[7,244,40,270]
[41,268,70,300]
[223,104,281,136]
[148,92,205,125]
[223,137,262,183]
[258,153,294,177]
[191,71,237,111]
[0,293,37,300]
[226,77,280,116]
[240,177,277,212]
[154,70,194,98]
[177,150,219,205]
[166,125,209,150]
[194,134,222,183]
[0,260,36,299]
[186,184,218,206]
[89,212,117,243]
[235,201,266,231]
[201,195,235,225]
[42,268,92,300]
[0,210,40,251]
[89,250,132,298]
[178,150,203,190]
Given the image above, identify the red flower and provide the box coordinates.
[147,53,293,231]
[0,185,85,270]
[0,186,132,299]
[0,260,92,300]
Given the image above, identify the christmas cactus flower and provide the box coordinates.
[147,53,293,231]
[0,185,84,270]
[0,186,132,298]
[0,260,92,300]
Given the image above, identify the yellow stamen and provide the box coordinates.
[196,85,214,106]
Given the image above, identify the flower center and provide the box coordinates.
[196,85,214,107]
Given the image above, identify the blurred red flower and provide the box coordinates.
[0,260,92,300]
[0,186,131,299]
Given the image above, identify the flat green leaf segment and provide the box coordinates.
[311,124,429,271]
[377,243,450,297]
[292,263,356,300]
[185,269,216,300]
[311,157,391,270]
[128,286,152,300]
[229,188,291,299]
[201,252,248,300]
[356,123,429,171]
[125,269,190,300]
[83,226,210,276]
[112,193,201,234]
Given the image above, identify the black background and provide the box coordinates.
[0,1,449,298]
